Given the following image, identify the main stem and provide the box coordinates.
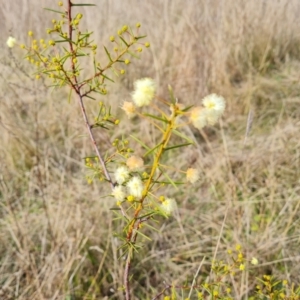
[124,107,177,300]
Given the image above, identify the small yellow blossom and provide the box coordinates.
[112,185,126,202]
[6,36,17,48]
[132,78,156,107]
[235,244,241,251]
[126,155,144,171]
[121,101,136,119]
[239,264,245,271]
[127,176,144,198]
[160,198,177,216]
[186,168,200,184]
[127,195,135,202]
[263,275,271,281]
[115,166,130,184]
[159,195,165,202]
[223,265,229,272]
[251,257,258,265]
[49,40,55,46]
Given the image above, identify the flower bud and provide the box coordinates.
[126,156,144,171]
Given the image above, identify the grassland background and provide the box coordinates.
[1,0,300,299]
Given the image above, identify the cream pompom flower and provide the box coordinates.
[190,94,226,130]
[121,101,136,119]
[132,78,156,107]
[6,36,17,48]
[127,176,144,198]
[115,166,130,184]
[202,94,226,125]
[160,198,177,216]
[190,107,208,130]
[112,185,126,202]
[251,257,259,265]
[126,155,144,171]
[186,168,200,184]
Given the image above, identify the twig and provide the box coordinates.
[209,205,229,282]
[151,284,172,300]
[66,0,114,189]
[243,108,254,149]
[76,92,114,189]
[124,248,132,300]
[188,256,206,299]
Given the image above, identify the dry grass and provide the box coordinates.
[1,0,300,299]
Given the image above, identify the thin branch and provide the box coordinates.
[243,108,254,149]
[76,92,114,188]
[124,248,132,300]
[151,284,172,300]
[66,0,114,189]
[188,256,206,299]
